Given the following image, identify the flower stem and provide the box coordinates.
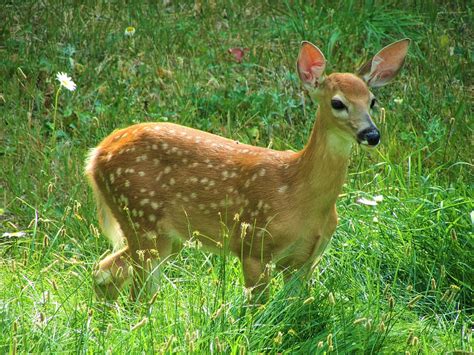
[52,87,61,144]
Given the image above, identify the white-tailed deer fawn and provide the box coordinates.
[85,39,410,300]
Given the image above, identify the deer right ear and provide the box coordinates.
[297,41,326,89]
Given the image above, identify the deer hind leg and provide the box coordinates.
[90,182,133,300]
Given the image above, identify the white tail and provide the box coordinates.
[86,39,410,300]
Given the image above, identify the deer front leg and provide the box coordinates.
[93,246,132,300]
[280,234,332,294]
[281,263,313,297]
[241,256,272,304]
[129,234,174,301]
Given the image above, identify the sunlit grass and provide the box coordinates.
[1,0,472,353]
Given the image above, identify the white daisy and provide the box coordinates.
[124,26,136,36]
[56,72,76,91]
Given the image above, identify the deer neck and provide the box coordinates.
[294,109,352,211]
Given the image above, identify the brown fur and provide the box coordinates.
[86,40,409,300]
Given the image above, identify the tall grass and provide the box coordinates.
[1,1,472,353]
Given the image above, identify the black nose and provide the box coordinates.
[357,128,380,146]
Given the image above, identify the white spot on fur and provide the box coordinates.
[164,166,171,174]
[140,199,150,206]
[125,180,130,187]
[119,195,129,206]
[190,193,197,199]
[259,169,266,176]
[138,171,146,177]
[148,214,156,222]
[161,143,169,150]
[169,178,176,185]
[151,202,159,210]
[278,185,288,193]
[138,210,144,217]
[220,199,233,207]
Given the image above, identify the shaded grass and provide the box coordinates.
[1,0,472,353]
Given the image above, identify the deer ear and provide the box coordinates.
[358,38,411,88]
[297,41,326,88]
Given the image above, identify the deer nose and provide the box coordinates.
[357,127,380,146]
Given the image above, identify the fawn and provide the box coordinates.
[86,39,410,300]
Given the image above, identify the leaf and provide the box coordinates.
[228,47,249,63]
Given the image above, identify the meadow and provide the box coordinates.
[0,1,472,353]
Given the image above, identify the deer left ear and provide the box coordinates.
[358,38,411,88]
[297,41,326,89]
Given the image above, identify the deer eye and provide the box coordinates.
[370,98,377,109]
[331,99,346,110]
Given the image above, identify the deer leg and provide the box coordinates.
[129,233,174,301]
[93,246,132,301]
[241,256,272,304]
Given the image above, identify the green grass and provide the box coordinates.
[1,0,472,353]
